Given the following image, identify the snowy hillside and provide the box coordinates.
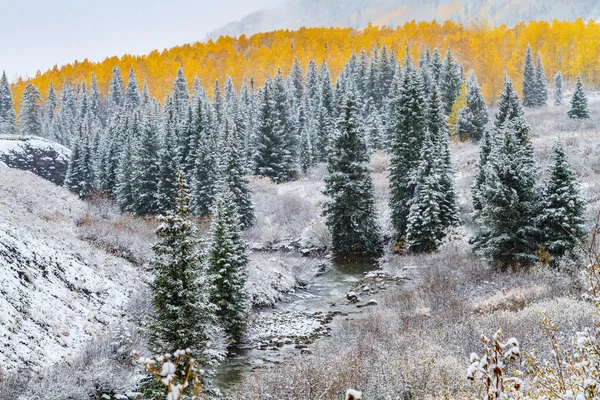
[0,135,70,186]
[0,168,144,373]
[207,0,600,39]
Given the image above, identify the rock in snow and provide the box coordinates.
[0,134,71,186]
[0,168,144,372]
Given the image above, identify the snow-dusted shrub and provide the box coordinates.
[368,151,390,173]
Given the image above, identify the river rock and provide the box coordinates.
[346,291,359,302]
[365,299,378,306]
[301,349,313,355]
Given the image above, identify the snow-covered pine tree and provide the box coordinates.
[19,83,43,136]
[406,133,444,253]
[288,57,304,106]
[115,133,135,212]
[305,59,320,115]
[522,44,537,108]
[239,78,257,172]
[428,87,460,230]
[323,91,382,257]
[64,123,94,198]
[108,66,125,113]
[220,121,255,229]
[430,48,444,86]
[457,70,489,141]
[440,49,463,115]
[254,78,293,182]
[205,184,249,342]
[471,129,493,213]
[494,75,532,148]
[534,53,548,107]
[172,67,190,128]
[156,125,180,213]
[554,72,563,106]
[42,82,58,137]
[190,96,219,217]
[388,49,429,240]
[131,105,161,215]
[148,171,222,365]
[473,121,540,269]
[568,75,590,119]
[298,103,313,173]
[125,67,141,111]
[0,71,17,134]
[536,141,586,263]
[89,73,102,121]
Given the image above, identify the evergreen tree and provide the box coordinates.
[406,134,444,253]
[254,78,293,182]
[298,97,314,172]
[536,141,586,263]
[205,185,249,341]
[125,68,141,110]
[457,70,489,141]
[43,82,58,137]
[131,108,161,215]
[389,50,429,240]
[305,59,320,116]
[19,83,43,136]
[554,71,562,107]
[148,172,222,364]
[428,87,460,230]
[471,129,493,213]
[554,72,563,106]
[108,66,125,112]
[473,122,540,269]
[172,67,190,127]
[534,53,548,107]
[323,92,382,257]
[156,128,180,213]
[190,98,219,217]
[89,73,102,120]
[115,134,135,211]
[568,75,590,119]
[64,124,94,198]
[220,122,255,229]
[440,49,463,115]
[0,71,17,134]
[288,57,304,105]
[430,48,444,86]
[522,44,537,107]
[494,75,531,146]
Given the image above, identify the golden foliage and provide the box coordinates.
[11,19,600,111]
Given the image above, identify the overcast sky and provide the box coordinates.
[0,0,285,81]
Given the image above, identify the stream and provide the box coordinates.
[213,258,381,393]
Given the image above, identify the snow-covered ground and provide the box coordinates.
[0,168,144,372]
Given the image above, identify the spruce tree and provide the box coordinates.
[148,171,222,364]
[457,70,489,141]
[534,53,548,107]
[440,49,463,115]
[0,71,17,134]
[472,129,493,213]
[156,129,180,213]
[522,44,537,108]
[172,67,190,127]
[64,124,94,198]
[89,73,102,121]
[115,135,135,211]
[205,185,249,341]
[430,48,444,86]
[406,134,444,253]
[536,141,586,263]
[389,50,429,240]
[19,83,43,136]
[473,122,540,269]
[131,108,161,215]
[220,122,255,229]
[568,75,590,119]
[288,57,304,106]
[108,66,125,112]
[323,92,382,257]
[554,72,563,106]
[125,68,141,110]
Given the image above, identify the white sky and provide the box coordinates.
[0,0,285,81]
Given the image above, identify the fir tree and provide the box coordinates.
[0,71,17,134]
[254,78,293,182]
[156,129,180,213]
[536,141,586,263]
[471,129,493,213]
[89,73,102,120]
[220,122,255,229]
[323,92,382,257]
[115,134,135,211]
[205,185,249,341]
[473,122,540,269]
[64,124,94,198]
[108,67,125,112]
[554,72,563,106]
[288,57,304,105]
[430,48,444,86]
[148,171,222,364]
[388,50,429,240]
[172,67,190,127]
[19,83,43,136]
[406,134,444,253]
[534,53,548,107]
[522,44,537,108]
[440,49,463,115]
[457,70,489,141]
[125,68,141,110]
[131,108,161,215]
[190,98,219,217]
[568,75,590,119]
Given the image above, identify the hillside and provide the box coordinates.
[10,19,600,109]
[0,167,144,373]
[207,0,600,40]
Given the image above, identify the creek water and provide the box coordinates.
[213,258,379,393]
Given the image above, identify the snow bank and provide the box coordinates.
[0,168,144,372]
